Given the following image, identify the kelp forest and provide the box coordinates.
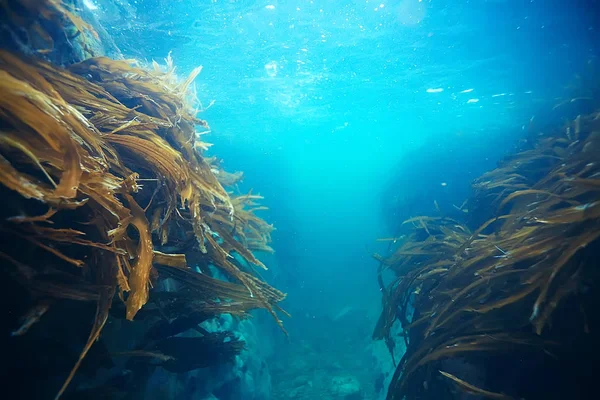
[374,92,600,399]
[0,1,286,398]
[2,1,600,400]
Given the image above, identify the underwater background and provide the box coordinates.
[98,0,598,307]
[87,0,600,398]
[1,0,599,399]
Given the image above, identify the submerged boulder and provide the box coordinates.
[330,375,362,399]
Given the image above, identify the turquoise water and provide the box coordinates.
[99,0,597,313]
[67,0,600,398]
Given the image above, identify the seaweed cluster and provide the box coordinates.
[0,30,285,400]
[374,107,600,399]
[0,0,117,63]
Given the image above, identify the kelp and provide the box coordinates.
[0,0,104,62]
[124,334,246,373]
[375,106,600,399]
[438,370,514,400]
[0,49,286,398]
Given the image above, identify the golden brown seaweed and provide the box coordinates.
[0,49,286,398]
[376,106,600,399]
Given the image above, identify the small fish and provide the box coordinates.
[113,350,175,362]
[12,300,51,336]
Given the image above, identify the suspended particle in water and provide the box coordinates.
[265,62,278,77]
[265,61,278,77]
[83,0,98,10]
[397,0,427,25]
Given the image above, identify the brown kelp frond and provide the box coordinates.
[54,255,117,400]
[217,169,244,187]
[377,108,600,400]
[1,0,100,60]
[125,334,246,374]
[372,217,470,349]
[206,155,244,187]
[438,371,514,400]
[231,192,275,253]
[0,50,286,398]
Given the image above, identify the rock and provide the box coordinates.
[330,375,362,399]
[292,375,311,387]
[290,358,309,371]
[287,382,314,399]
[284,374,314,399]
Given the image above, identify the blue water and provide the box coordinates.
[106,0,596,311]
[89,0,598,398]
